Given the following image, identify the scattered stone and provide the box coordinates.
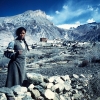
[0,87,14,97]
[0,73,98,100]
[0,93,7,100]
[26,73,44,85]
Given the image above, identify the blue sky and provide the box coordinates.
[0,0,100,28]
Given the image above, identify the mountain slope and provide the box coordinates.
[0,10,100,48]
[68,22,100,41]
[0,10,66,47]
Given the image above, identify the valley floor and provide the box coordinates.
[0,42,100,99]
[0,57,100,87]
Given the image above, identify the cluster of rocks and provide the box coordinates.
[0,72,99,100]
[0,42,100,100]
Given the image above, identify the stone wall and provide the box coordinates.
[0,72,99,100]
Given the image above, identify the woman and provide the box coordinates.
[5,27,29,87]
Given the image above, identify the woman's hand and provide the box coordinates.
[18,50,23,54]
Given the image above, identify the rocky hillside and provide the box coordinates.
[0,10,66,47]
[68,22,100,41]
[0,10,100,48]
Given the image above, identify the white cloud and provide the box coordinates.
[57,20,81,29]
[87,18,95,23]
[63,5,68,9]
[55,11,60,14]
[49,4,88,25]
[75,21,81,25]
[46,15,54,20]
[88,5,94,11]
[91,12,100,22]
[47,1,100,26]
[95,8,99,12]
[57,23,80,29]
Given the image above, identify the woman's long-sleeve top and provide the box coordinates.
[5,39,28,87]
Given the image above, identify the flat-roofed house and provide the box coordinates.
[40,38,47,42]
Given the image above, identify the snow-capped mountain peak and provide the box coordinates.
[0,10,100,48]
[0,10,65,46]
[0,10,48,24]
[21,10,47,18]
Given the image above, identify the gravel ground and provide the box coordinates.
[27,63,100,77]
[0,73,7,87]
[0,45,100,88]
[0,62,100,87]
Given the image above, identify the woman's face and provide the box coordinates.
[19,30,26,40]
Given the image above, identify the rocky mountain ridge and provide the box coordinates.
[0,10,66,46]
[0,10,100,48]
[68,22,100,41]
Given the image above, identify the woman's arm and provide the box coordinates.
[4,41,15,59]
